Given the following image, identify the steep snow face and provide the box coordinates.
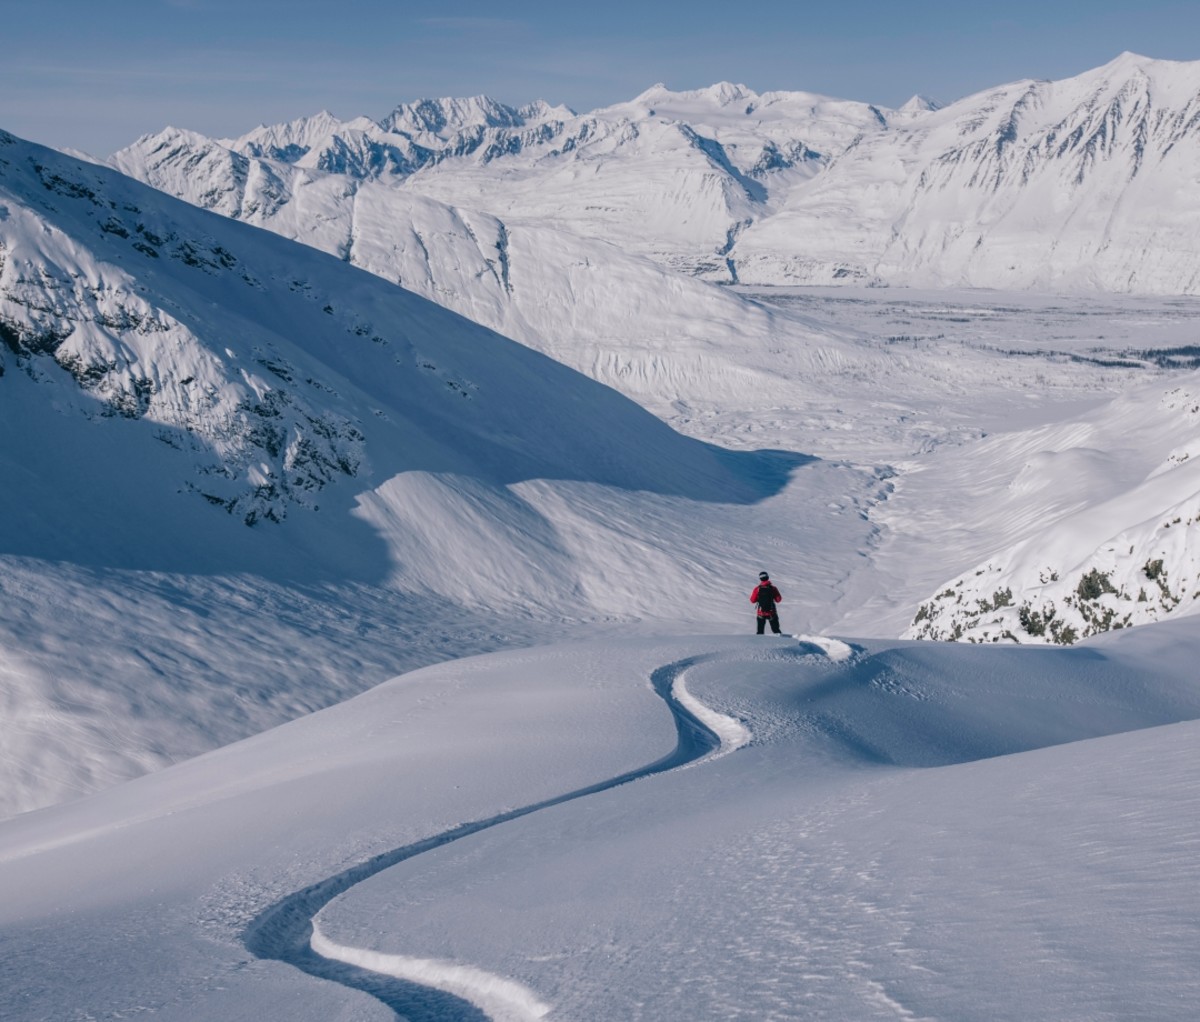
[901,377,1200,644]
[4,130,762,536]
[733,53,1200,293]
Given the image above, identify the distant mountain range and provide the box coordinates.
[111,52,1200,294]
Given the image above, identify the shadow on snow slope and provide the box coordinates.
[0,130,812,583]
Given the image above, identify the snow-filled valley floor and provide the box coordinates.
[4,626,1200,1021]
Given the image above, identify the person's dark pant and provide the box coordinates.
[756,612,781,634]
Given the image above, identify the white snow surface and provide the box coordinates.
[4,626,1200,1021]
[6,125,1200,821]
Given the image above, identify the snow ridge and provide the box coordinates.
[905,379,1200,644]
[672,664,751,759]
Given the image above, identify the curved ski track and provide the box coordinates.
[243,650,780,1021]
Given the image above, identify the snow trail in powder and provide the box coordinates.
[243,647,791,1019]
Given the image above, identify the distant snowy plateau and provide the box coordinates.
[4,51,1200,1022]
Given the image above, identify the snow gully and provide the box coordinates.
[242,654,736,1021]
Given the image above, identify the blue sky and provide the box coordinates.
[5,0,1200,155]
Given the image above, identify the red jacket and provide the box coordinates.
[751,583,781,617]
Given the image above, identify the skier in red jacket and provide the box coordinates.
[751,571,782,634]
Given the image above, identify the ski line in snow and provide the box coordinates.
[242,648,785,1022]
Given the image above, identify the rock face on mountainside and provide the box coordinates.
[906,380,1200,644]
[111,54,1200,294]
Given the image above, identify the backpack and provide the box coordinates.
[755,584,777,614]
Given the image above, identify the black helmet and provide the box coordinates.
[758,571,770,581]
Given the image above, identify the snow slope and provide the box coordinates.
[0,128,885,817]
[108,120,863,442]
[902,377,1200,644]
[3,624,1200,1020]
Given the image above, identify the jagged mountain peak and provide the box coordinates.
[516,98,576,122]
[630,81,758,111]
[131,124,220,150]
[223,111,379,164]
[380,95,531,139]
[898,94,941,115]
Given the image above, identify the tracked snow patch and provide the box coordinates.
[672,670,751,757]
[311,920,551,1021]
[794,634,855,661]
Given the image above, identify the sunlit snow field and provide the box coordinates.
[4,628,1199,1021]
[5,116,1200,1020]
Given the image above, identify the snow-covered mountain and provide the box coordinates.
[111,81,893,280]
[3,128,901,817]
[7,111,1200,829]
[3,129,762,539]
[111,65,1200,459]
[734,52,1200,292]
[113,54,1200,297]
[225,95,575,177]
[10,63,1200,1020]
